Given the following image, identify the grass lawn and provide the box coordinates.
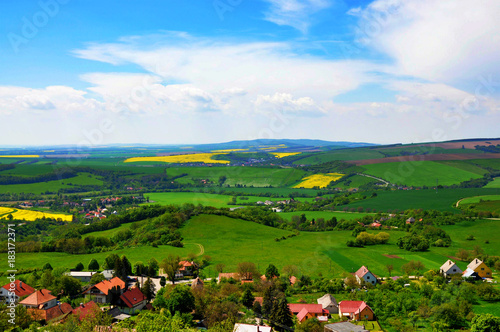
[0,173,103,194]
[343,188,500,212]
[362,161,483,187]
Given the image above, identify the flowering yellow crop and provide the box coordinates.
[0,155,40,158]
[211,149,248,153]
[0,207,72,221]
[293,173,344,188]
[270,152,301,158]
[124,153,230,164]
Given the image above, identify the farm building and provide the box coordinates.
[317,293,339,314]
[20,289,73,321]
[65,271,97,282]
[440,260,463,278]
[467,258,492,278]
[338,301,374,321]
[354,266,377,285]
[288,303,328,323]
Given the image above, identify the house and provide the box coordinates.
[177,261,198,277]
[30,302,73,322]
[324,322,369,332]
[72,301,99,321]
[233,323,272,332]
[65,271,97,282]
[317,294,339,314]
[119,287,147,314]
[467,258,492,278]
[439,260,463,278]
[406,217,415,224]
[338,301,374,321]
[0,280,35,304]
[20,289,57,310]
[462,268,482,281]
[191,277,204,291]
[354,266,377,285]
[288,304,328,323]
[84,277,126,304]
[218,272,253,284]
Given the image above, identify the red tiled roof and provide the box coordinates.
[72,301,99,321]
[339,301,372,314]
[2,280,35,298]
[120,287,146,308]
[20,289,55,306]
[254,297,263,305]
[219,273,240,280]
[92,277,125,295]
[297,307,310,321]
[354,266,371,279]
[29,303,73,321]
[288,303,324,314]
[289,276,297,285]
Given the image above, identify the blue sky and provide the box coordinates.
[0,0,499,146]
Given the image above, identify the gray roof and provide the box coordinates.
[317,294,338,308]
[325,322,369,332]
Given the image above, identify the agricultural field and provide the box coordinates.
[0,172,103,194]
[270,152,301,158]
[361,160,483,186]
[471,158,500,171]
[279,210,375,222]
[459,195,500,205]
[484,177,500,188]
[144,192,270,208]
[124,153,230,164]
[293,173,344,188]
[293,148,385,165]
[166,166,308,187]
[343,188,500,212]
[203,186,319,197]
[0,155,40,158]
[0,207,72,221]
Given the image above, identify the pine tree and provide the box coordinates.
[241,288,255,308]
[269,295,293,332]
[262,286,275,318]
[141,277,156,302]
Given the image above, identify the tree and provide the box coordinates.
[108,286,121,306]
[295,318,322,332]
[121,255,132,276]
[134,261,146,276]
[265,264,280,280]
[40,270,54,289]
[165,285,195,314]
[215,263,225,274]
[344,274,359,290]
[141,277,156,302]
[456,248,470,261]
[58,275,81,297]
[160,276,166,288]
[282,265,298,278]
[90,273,105,284]
[402,260,425,276]
[42,263,53,271]
[471,313,500,331]
[103,253,119,270]
[237,262,259,280]
[148,258,159,276]
[241,289,255,308]
[160,255,181,284]
[75,262,84,271]
[252,301,262,316]
[262,286,276,318]
[88,259,99,271]
[386,264,394,277]
[269,295,293,332]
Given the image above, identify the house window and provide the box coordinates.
[372,281,375,284]
[481,268,484,270]
[453,269,456,272]
[367,276,370,279]
[365,315,369,319]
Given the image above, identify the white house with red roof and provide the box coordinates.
[354,266,377,285]
[0,280,35,304]
[84,277,125,304]
[288,303,328,323]
[20,289,57,310]
[119,287,147,314]
[177,261,198,277]
[338,301,374,321]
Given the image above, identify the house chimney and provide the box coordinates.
[80,303,84,308]
[19,281,22,288]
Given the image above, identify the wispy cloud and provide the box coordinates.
[262,0,332,33]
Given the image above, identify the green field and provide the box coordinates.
[0,172,103,194]
[469,159,500,171]
[204,186,319,196]
[279,211,374,222]
[343,188,500,212]
[145,192,271,208]
[164,166,308,187]
[484,177,500,188]
[11,215,499,287]
[459,195,500,205]
[293,149,385,165]
[362,161,483,186]
[435,160,489,175]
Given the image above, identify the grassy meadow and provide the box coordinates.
[0,173,103,194]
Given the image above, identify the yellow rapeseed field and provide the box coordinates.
[211,149,248,153]
[124,153,230,164]
[0,155,40,158]
[293,173,344,188]
[0,207,72,221]
[270,152,301,158]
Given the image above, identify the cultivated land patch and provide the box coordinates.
[361,161,482,186]
[293,173,344,188]
[0,172,103,194]
[348,153,500,166]
[279,211,374,222]
[459,195,500,205]
[293,148,385,165]
[484,177,500,188]
[124,153,231,164]
[0,207,72,221]
[144,192,270,208]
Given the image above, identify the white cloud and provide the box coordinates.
[355,0,500,88]
[262,0,332,33]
